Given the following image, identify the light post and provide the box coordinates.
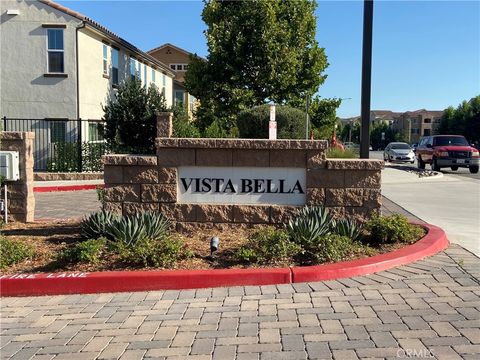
[360,0,374,159]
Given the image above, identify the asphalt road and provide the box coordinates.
[377,152,480,255]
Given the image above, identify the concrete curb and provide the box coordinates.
[34,184,103,192]
[0,223,448,297]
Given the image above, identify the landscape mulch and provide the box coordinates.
[0,220,417,274]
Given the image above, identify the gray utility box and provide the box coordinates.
[0,151,20,181]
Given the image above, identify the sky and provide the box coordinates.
[56,0,480,118]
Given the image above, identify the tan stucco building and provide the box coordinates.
[1,0,175,125]
[392,109,444,144]
[148,43,199,117]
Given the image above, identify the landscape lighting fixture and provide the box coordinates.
[210,236,219,256]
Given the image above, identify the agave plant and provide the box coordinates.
[334,218,363,241]
[80,211,117,239]
[287,207,335,247]
[135,212,172,240]
[106,216,148,246]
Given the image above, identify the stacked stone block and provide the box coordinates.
[103,138,383,228]
[0,132,35,222]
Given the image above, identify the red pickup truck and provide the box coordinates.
[416,135,479,174]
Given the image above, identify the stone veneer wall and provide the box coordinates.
[0,132,35,222]
[103,138,383,229]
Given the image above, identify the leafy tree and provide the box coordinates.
[438,96,480,145]
[309,97,342,139]
[103,79,167,153]
[186,0,329,132]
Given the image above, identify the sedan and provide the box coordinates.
[384,142,415,163]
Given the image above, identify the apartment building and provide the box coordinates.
[392,109,444,143]
[148,43,199,117]
[1,0,175,121]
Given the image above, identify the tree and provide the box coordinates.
[309,97,342,139]
[103,79,167,153]
[438,96,480,145]
[185,0,329,132]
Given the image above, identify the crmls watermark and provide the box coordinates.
[397,348,436,358]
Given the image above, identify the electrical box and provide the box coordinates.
[0,151,20,181]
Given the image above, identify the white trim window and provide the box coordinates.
[102,44,108,76]
[162,74,166,95]
[130,57,136,80]
[175,90,184,106]
[143,64,147,86]
[47,28,64,73]
[111,48,119,85]
[151,69,156,85]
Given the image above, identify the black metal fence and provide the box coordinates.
[2,117,107,172]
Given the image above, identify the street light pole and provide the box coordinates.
[360,0,374,159]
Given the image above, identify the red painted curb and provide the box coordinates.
[291,223,449,283]
[0,268,291,297]
[34,184,103,192]
[0,223,448,297]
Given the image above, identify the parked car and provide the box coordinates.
[343,142,359,150]
[411,143,418,153]
[416,135,479,173]
[383,142,415,163]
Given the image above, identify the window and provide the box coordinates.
[111,48,119,85]
[183,64,188,70]
[130,57,136,80]
[102,44,108,76]
[88,122,104,142]
[189,94,195,109]
[162,74,166,95]
[423,129,431,136]
[152,69,156,84]
[47,29,64,73]
[175,90,184,106]
[170,64,176,70]
[144,64,147,86]
[424,118,431,124]
[50,121,66,142]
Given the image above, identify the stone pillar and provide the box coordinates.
[156,112,173,139]
[0,132,35,222]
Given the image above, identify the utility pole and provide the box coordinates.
[360,0,374,158]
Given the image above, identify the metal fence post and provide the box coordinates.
[3,116,6,131]
[77,118,82,172]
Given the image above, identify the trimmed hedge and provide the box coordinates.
[236,105,305,139]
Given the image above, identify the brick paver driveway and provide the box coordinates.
[1,245,479,359]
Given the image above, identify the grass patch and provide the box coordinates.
[326,148,358,158]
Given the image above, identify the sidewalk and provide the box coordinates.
[1,245,478,359]
[382,167,480,256]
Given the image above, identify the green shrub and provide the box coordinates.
[287,207,335,248]
[60,238,106,264]
[172,105,201,138]
[236,105,305,139]
[365,213,425,245]
[235,227,301,265]
[112,236,187,268]
[303,234,352,263]
[81,211,118,239]
[46,141,107,173]
[0,236,34,269]
[103,79,168,153]
[326,148,358,158]
[334,218,363,241]
[47,142,79,172]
